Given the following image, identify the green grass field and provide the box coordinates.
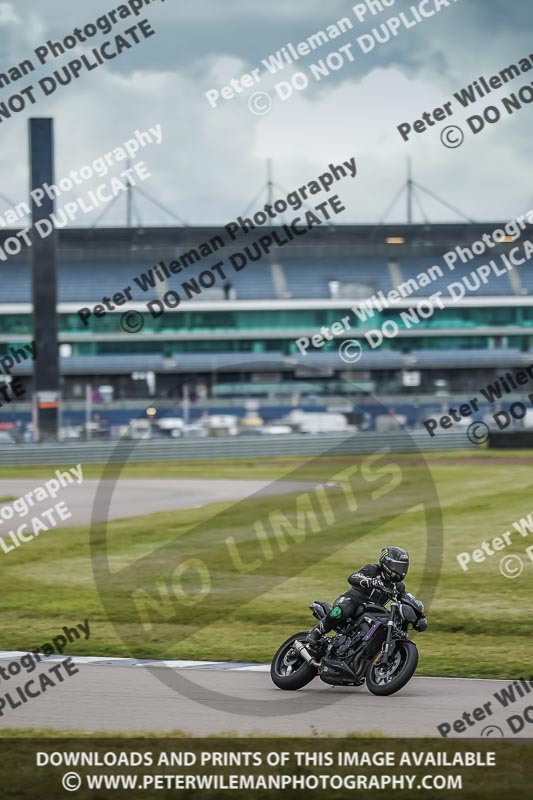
[0,450,532,679]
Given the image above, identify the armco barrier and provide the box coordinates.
[0,431,475,466]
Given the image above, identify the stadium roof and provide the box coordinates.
[1,222,529,263]
[7,349,533,375]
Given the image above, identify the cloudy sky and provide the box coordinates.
[0,0,530,226]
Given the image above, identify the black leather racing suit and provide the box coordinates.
[319,563,406,634]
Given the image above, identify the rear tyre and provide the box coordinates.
[366,641,418,696]
[270,631,318,690]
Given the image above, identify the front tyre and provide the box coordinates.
[270,631,318,690]
[366,640,418,696]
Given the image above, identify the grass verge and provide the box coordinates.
[0,451,531,678]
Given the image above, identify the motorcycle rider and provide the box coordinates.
[306,546,410,646]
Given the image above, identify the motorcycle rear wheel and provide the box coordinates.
[366,640,418,696]
[270,631,318,690]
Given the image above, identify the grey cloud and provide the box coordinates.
[0,0,531,225]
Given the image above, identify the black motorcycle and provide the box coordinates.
[271,588,427,696]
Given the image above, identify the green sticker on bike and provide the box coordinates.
[331,606,342,618]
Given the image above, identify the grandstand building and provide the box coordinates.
[1,222,532,429]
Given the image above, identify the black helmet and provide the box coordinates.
[379,546,409,582]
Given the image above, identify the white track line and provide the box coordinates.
[0,652,267,670]
[0,651,515,679]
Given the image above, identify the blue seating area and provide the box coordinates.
[226,260,275,299]
[0,262,28,303]
[282,259,393,298]
[0,262,161,303]
[59,263,152,301]
[517,266,533,294]
[0,260,276,303]
[0,255,528,302]
[398,257,515,297]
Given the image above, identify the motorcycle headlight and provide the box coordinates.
[399,603,417,624]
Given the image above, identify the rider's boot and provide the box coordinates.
[306,620,327,648]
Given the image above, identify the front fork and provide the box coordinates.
[379,602,398,667]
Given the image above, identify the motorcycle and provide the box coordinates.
[271,588,427,696]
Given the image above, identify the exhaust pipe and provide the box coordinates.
[293,640,320,668]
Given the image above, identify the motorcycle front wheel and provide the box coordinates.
[366,640,419,696]
[270,631,318,690]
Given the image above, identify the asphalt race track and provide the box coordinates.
[0,478,317,528]
[0,656,522,738]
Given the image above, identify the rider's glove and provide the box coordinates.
[371,578,394,594]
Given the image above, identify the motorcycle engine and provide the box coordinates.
[330,631,360,658]
[320,631,366,687]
